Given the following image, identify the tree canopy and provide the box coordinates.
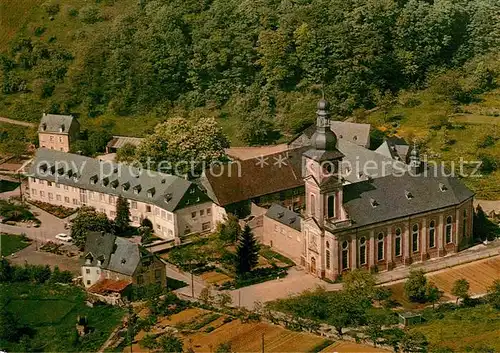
[70,206,114,248]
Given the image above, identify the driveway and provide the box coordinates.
[1,201,69,244]
[7,242,81,274]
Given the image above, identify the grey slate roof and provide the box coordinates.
[375,137,410,163]
[83,232,142,276]
[342,172,474,228]
[106,237,141,276]
[39,113,78,133]
[337,139,409,183]
[83,232,116,268]
[266,204,302,231]
[29,148,210,211]
[289,121,371,148]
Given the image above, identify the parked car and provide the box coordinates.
[55,233,72,242]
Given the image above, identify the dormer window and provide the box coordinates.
[90,175,98,184]
[50,166,56,175]
[164,193,172,203]
[133,185,141,194]
[370,198,379,208]
[102,177,109,186]
[439,183,447,192]
[358,172,363,179]
[39,163,48,173]
[277,211,284,218]
[66,169,73,178]
[147,187,155,198]
[161,179,166,184]
[111,180,119,189]
[57,167,64,175]
[405,190,413,200]
[190,188,195,194]
[72,174,79,182]
[122,182,130,191]
[41,123,47,131]
[59,124,65,132]
[113,167,118,174]
[289,217,296,224]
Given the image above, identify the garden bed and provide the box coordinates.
[0,199,40,225]
[0,179,20,192]
[28,200,77,218]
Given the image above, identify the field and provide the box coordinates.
[133,307,386,353]
[0,233,31,256]
[386,256,500,308]
[1,282,125,352]
[411,305,500,352]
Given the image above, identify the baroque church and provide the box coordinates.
[262,99,474,280]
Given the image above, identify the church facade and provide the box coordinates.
[263,100,474,280]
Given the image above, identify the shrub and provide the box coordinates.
[67,7,78,17]
[42,1,60,15]
[80,5,102,24]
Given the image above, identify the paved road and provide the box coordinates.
[0,117,35,127]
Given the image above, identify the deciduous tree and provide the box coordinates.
[404,269,428,303]
[70,206,114,248]
[115,196,131,234]
[451,278,470,304]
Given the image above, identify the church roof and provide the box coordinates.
[343,172,474,228]
[289,121,371,148]
[266,204,301,231]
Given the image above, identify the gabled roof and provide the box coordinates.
[82,232,147,276]
[200,147,308,206]
[82,232,116,268]
[29,149,210,211]
[107,136,144,150]
[289,121,371,147]
[266,204,301,231]
[39,113,79,134]
[342,172,474,228]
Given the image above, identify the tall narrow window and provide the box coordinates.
[462,210,467,237]
[395,228,402,257]
[429,220,435,248]
[310,194,316,218]
[359,237,367,265]
[327,195,335,218]
[412,224,419,252]
[377,233,384,261]
[445,216,453,243]
[341,241,349,270]
[326,241,331,269]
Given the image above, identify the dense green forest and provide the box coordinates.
[1,0,499,133]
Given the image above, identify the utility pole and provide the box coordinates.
[261,333,265,353]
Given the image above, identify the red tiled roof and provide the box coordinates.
[88,279,131,294]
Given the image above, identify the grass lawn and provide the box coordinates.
[411,305,500,352]
[0,282,125,352]
[366,88,500,200]
[0,179,20,192]
[0,233,31,256]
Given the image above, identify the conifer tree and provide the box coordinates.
[235,224,260,275]
[115,196,131,233]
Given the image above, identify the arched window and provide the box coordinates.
[429,220,436,248]
[462,209,467,237]
[310,194,316,218]
[377,233,384,261]
[341,241,349,270]
[359,237,367,265]
[395,228,402,257]
[446,216,453,243]
[326,241,331,269]
[327,195,335,218]
[412,224,419,252]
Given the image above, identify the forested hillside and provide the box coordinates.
[0,0,499,198]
